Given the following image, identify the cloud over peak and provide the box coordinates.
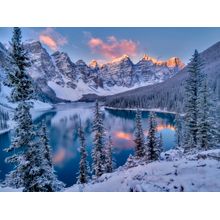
[39,28,68,51]
[88,35,139,59]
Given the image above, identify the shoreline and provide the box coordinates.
[104,106,177,115]
[0,128,11,135]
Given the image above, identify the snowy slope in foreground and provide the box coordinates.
[66,149,220,192]
[1,149,220,192]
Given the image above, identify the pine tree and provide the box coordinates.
[92,100,105,177]
[197,77,214,150]
[174,114,184,148]
[3,27,50,191]
[36,121,64,191]
[104,135,114,173]
[183,50,204,151]
[77,121,89,184]
[125,154,137,168]
[7,27,33,103]
[146,112,160,161]
[215,103,220,147]
[158,133,163,150]
[5,103,36,188]
[134,108,145,157]
[206,91,220,148]
[4,28,34,189]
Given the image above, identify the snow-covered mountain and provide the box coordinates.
[0,42,52,112]
[0,40,184,102]
[105,41,220,112]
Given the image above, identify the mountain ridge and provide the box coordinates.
[0,40,184,102]
[105,41,220,112]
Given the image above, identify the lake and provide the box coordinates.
[0,102,176,187]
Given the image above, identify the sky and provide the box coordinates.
[1,27,220,65]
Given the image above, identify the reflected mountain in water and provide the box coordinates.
[0,102,176,187]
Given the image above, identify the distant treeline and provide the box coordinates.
[106,58,220,113]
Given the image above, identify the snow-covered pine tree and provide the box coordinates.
[5,103,36,188]
[6,27,33,103]
[205,88,220,149]
[197,76,214,150]
[174,113,184,148]
[215,103,220,147]
[183,50,203,151]
[77,121,89,184]
[125,154,137,168]
[104,135,114,173]
[158,133,163,150]
[36,121,64,191]
[146,112,160,161]
[92,100,105,177]
[134,108,145,158]
[4,27,42,191]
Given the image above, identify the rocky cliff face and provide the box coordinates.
[0,40,184,102]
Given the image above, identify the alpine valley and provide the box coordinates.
[1,27,220,192]
[0,40,184,104]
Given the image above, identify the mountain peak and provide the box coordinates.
[89,60,99,69]
[111,54,130,63]
[24,40,42,47]
[76,59,87,66]
[142,54,158,63]
[166,57,185,68]
[142,54,184,69]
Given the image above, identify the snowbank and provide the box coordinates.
[66,149,220,192]
[0,186,22,192]
[1,149,220,192]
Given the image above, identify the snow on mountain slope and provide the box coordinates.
[105,41,220,112]
[48,78,157,101]
[66,149,220,192]
[0,40,184,102]
[48,52,183,101]
[23,41,184,102]
[0,42,52,121]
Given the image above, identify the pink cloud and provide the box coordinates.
[39,35,58,51]
[88,35,139,59]
[39,28,68,51]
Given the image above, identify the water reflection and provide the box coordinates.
[114,131,132,141]
[0,102,176,187]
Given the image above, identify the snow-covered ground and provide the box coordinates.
[0,186,22,192]
[1,149,220,192]
[66,149,220,192]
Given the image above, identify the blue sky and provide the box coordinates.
[0,27,220,64]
